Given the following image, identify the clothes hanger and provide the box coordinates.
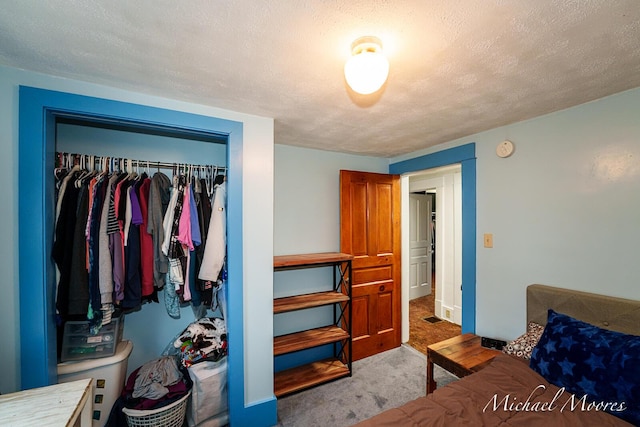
[207,167,215,198]
[126,158,138,180]
[75,154,92,188]
[194,166,202,193]
[54,152,69,180]
[97,156,109,178]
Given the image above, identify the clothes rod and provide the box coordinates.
[56,152,226,174]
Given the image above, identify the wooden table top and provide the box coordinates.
[0,378,92,427]
[427,333,501,375]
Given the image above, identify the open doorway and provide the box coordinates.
[392,143,477,343]
[402,165,462,354]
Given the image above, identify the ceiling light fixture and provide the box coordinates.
[344,36,389,95]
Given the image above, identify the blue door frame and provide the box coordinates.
[389,143,476,333]
[17,86,266,424]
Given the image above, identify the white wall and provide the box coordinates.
[0,65,274,410]
[393,87,640,342]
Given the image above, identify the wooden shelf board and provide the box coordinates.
[274,358,350,397]
[274,291,349,313]
[274,326,349,355]
[274,252,353,268]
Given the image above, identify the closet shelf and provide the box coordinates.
[274,291,348,313]
[274,252,353,269]
[274,358,351,398]
[274,326,350,356]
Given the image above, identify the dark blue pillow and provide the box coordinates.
[530,309,640,425]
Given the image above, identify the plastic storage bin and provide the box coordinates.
[58,340,133,427]
[61,313,124,362]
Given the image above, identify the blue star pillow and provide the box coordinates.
[530,309,640,425]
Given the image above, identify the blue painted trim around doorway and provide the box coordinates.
[17,86,271,425]
[389,143,477,333]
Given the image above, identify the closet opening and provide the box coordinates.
[55,114,228,366]
[53,115,230,425]
[19,87,248,424]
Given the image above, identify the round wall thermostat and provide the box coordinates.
[496,140,515,158]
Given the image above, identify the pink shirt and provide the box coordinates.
[177,185,193,302]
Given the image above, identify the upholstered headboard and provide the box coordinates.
[527,284,640,335]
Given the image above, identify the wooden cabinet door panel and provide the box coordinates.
[351,293,371,340]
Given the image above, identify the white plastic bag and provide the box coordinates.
[187,357,228,427]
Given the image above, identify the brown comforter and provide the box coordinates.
[355,354,633,426]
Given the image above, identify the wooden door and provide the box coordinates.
[340,170,401,361]
[409,193,432,300]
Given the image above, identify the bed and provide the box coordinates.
[355,284,640,426]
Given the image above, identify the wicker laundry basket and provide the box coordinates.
[122,390,191,427]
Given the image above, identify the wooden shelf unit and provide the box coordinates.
[273,252,353,398]
[273,358,351,397]
[273,291,348,314]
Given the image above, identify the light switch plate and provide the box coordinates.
[484,233,493,248]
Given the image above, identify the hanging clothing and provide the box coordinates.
[55,165,80,222]
[138,176,156,301]
[162,175,187,317]
[188,181,202,248]
[177,184,195,302]
[87,175,108,329]
[98,173,119,307]
[122,183,142,311]
[97,173,121,325]
[161,175,181,258]
[67,183,90,316]
[53,174,81,318]
[198,181,226,282]
[194,178,213,305]
[52,153,226,324]
[108,173,127,304]
[147,172,171,290]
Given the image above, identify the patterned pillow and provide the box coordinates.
[502,321,545,360]
[530,309,640,426]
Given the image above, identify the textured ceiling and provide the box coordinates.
[2,1,640,157]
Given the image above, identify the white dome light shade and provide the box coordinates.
[344,36,389,95]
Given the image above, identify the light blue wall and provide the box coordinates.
[4,60,640,423]
[392,87,640,342]
[273,144,388,256]
[272,145,387,370]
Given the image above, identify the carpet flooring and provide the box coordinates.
[275,284,462,426]
[276,345,458,427]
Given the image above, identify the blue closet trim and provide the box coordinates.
[389,143,477,333]
[17,86,271,425]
